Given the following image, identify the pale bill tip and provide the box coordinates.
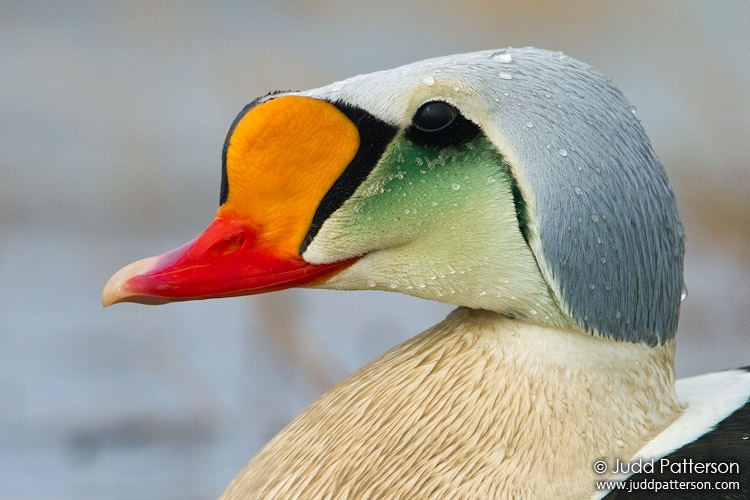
[101,255,161,307]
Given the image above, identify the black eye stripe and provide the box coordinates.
[405,101,481,148]
[300,101,398,255]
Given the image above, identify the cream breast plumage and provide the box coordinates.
[103,48,749,499]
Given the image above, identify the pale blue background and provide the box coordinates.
[2,2,748,498]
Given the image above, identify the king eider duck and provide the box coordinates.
[103,48,749,499]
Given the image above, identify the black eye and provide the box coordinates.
[413,101,456,131]
[406,101,481,148]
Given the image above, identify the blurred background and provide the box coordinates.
[1,1,748,498]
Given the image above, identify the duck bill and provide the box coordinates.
[102,215,355,306]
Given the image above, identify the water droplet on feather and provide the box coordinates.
[492,52,513,63]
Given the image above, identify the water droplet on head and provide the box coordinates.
[558,148,568,157]
[615,311,622,319]
[492,51,513,63]
[422,76,435,86]
[367,279,377,288]
[525,121,534,128]
[498,72,513,80]
[573,186,583,196]
[451,183,461,190]
[680,285,688,302]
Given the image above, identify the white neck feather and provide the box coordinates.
[221,308,682,499]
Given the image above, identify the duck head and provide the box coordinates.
[103,48,684,346]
